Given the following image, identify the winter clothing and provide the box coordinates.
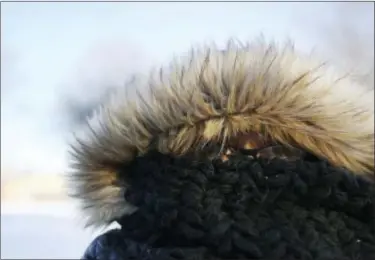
[68,40,375,260]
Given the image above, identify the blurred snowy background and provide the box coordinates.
[1,2,373,259]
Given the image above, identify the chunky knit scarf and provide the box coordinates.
[82,151,375,260]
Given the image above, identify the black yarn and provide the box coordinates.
[83,151,375,260]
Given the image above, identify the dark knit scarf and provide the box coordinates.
[83,151,375,260]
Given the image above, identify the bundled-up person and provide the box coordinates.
[68,39,375,260]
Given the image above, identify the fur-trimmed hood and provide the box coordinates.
[68,40,374,228]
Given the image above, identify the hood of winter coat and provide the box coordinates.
[68,39,374,229]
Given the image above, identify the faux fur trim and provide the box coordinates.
[69,39,374,227]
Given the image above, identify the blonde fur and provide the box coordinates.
[69,39,374,228]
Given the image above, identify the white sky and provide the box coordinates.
[1,2,373,177]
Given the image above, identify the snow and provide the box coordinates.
[1,202,118,259]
